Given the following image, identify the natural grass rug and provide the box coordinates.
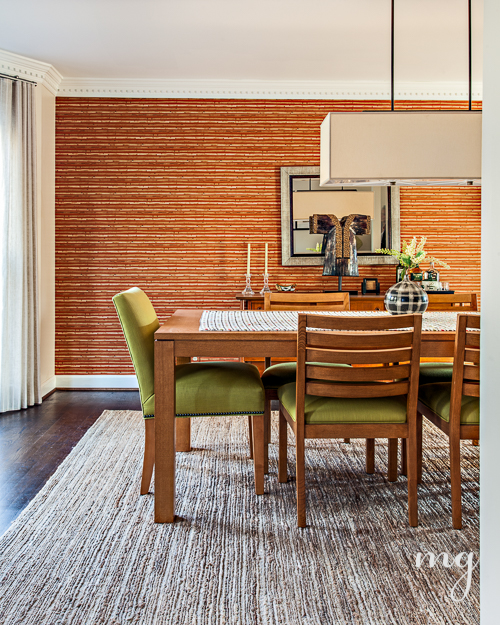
[0,410,478,625]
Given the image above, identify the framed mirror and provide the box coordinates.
[281,166,400,267]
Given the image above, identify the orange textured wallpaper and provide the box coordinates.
[55,98,481,375]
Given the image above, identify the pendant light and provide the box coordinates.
[319,0,481,187]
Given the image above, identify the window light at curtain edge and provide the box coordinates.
[319,111,482,187]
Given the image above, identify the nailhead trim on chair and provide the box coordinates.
[143,411,264,419]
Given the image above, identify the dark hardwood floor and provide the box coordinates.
[0,390,141,536]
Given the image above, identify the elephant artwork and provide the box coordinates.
[309,213,372,277]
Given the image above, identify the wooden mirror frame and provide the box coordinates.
[280,166,400,267]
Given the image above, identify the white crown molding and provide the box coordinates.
[0,49,483,101]
[58,78,483,101]
[0,49,63,96]
[56,375,139,389]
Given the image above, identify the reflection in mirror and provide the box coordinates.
[281,167,400,267]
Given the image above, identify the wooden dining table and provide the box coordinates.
[154,308,457,523]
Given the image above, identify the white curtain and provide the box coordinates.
[0,78,40,412]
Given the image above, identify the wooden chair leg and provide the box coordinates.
[176,418,191,452]
[175,358,192,453]
[252,414,265,495]
[248,415,254,460]
[388,438,398,482]
[417,413,423,484]
[264,398,271,474]
[450,436,463,530]
[401,438,407,476]
[296,428,306,528]
[278,406,288,483]
[366,439,375,474]
[343,438,351,443]
[141,418,155,495]
[407,434,418,527]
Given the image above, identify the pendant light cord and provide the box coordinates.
[391,0,394,111]
[468,0,472,111]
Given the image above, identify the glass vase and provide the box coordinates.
[384,272,429,315]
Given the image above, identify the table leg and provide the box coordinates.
[155,340,176,523]
[176,357,192,452]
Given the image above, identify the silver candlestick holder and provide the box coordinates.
[260,273,271,295]
[242,273,254,295]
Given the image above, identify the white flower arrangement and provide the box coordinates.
[376,236,450,270]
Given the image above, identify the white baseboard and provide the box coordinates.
[41,376,57,397]
[55,375,139,389]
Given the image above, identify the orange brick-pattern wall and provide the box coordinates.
[400,186,481,297]
[55,98,481,374]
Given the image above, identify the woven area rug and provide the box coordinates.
[0,411,479,625]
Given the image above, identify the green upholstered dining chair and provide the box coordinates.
[400,295,480,474]
[112,287,266,496]
[417,313,480,529]
[416,293,478,386]
[277,313,422,528]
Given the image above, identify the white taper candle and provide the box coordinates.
[247,244,251,274]
[264,243,268,274]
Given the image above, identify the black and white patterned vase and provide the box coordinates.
[384,273,429,315]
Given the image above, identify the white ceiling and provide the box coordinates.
[0,0,483,85]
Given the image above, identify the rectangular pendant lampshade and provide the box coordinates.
[320,111,482,186]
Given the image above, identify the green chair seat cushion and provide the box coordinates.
[262,362,349,390]
[143,361,265,418]
[419,362,453,386]
[418,382,479,425]
[277,382,408,425]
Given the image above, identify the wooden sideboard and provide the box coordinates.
[236,293,386,312]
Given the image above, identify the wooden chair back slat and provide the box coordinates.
[465,333,480,347]
[264,292,349,311]
[464,348,480,364]
[306,330,413,350]
[306,380,410,398]
[306,313,414,331]
[463,365,480,381]
[306,363,411,382]
[426,293,478,311]
[306,347,413,365]
[462,382,480,397]
[466,314,480,328]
